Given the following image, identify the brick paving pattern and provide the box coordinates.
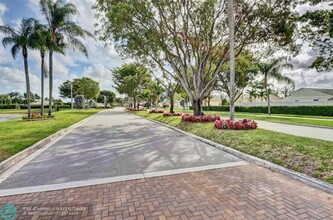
[1,164,333,220]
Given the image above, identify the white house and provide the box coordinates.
[284,88,333,103]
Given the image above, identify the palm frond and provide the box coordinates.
[11,44,21,59]
[0,25,17,36]
[69,37,88,57]
[2,37,16,48]
[39,0,52,28]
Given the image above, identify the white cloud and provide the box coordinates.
[0,66,41,94]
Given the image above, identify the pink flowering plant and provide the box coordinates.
[181,113,221,123]
[149,109,164,113]
[214,119,258,130]
[163,112,182,116]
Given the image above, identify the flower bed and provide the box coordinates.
[22,113,55,121]
[163,112,182,116]
[126,107,145,111]
[149,109,164,113]
[181,113,221,122]
[215,119,257,130]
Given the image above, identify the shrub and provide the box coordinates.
[149,109,164,113]
[20,105,70,109]
[163,112,182,116]
[214,118,258,130]
[197,105,333,116]
[0,104,16,109]
[126,107,145,111]
[181,113,220,122]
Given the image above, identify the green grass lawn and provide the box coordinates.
[173,108,333,128]
[0,109,101,162]
[136,111,333,184]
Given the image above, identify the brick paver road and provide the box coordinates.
[1,164,332,220]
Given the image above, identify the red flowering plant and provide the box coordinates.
[182,113,221,123]
[163,112,182,116]
[31,113,42,118]
[149,109,164,113]
[214,118,258,130]
[126,107,145,111]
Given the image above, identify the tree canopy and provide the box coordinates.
[95,0,298,115]
[59,77,100,100]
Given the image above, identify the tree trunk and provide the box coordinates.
[48,50,53,116]
[133,97,136,108]
[169,92,174,113]
[228,0,236,121]
[40,51,45,116]
[23,48,31,118]
[207,97,211,111]
[192,98,203,116]
[266,87,271,115]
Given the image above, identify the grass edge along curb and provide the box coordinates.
[137,114,333,194]
[0,110,102,175]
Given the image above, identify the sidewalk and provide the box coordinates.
[1,165,332,220]
[257,120,333,142]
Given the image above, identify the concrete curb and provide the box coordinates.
[0,110,103,175]
[140,115,333,195]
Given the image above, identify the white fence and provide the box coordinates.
[235,101,333,107]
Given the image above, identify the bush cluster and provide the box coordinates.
[0,104,17,109]
[215,119,258,130]
[198,105,333,116]
[181,113,221,122]
[126,107,145,111]
[149,109,164,113]
[20,105,70,109]
[163,112,182,116]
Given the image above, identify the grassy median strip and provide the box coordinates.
[136,111,333,184]
[0,109,101,162]
[176,109,333,128]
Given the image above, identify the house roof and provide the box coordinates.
[305,88,333,96]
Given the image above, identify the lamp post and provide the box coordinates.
[70,83,73,112]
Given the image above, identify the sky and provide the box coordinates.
[0,0,332,99]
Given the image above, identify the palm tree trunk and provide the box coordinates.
[48,50,53,116]
[228,0,236,121]
[265,86,271,115]
[40,51,45,116]
[23,48,31,118]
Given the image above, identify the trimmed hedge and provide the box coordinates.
[193,105,333,116]
[0,104,17,109]
[20,105,71,109]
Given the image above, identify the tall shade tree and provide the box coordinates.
[94,0,297,116]
[39,0,94,116]
[0,18,35,117]
[300,1,333,71]
[254,58,294,114]
[228,0,236,120]
[151,71,179,113]
[112,63,151,108]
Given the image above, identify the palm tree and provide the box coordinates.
[30,21,49,116]
[246,89,257,103]
[255,58,294,114]
[228,0,236,121]
[0,18,35,117]
[39,0,94,116]
[30,20,64,116]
